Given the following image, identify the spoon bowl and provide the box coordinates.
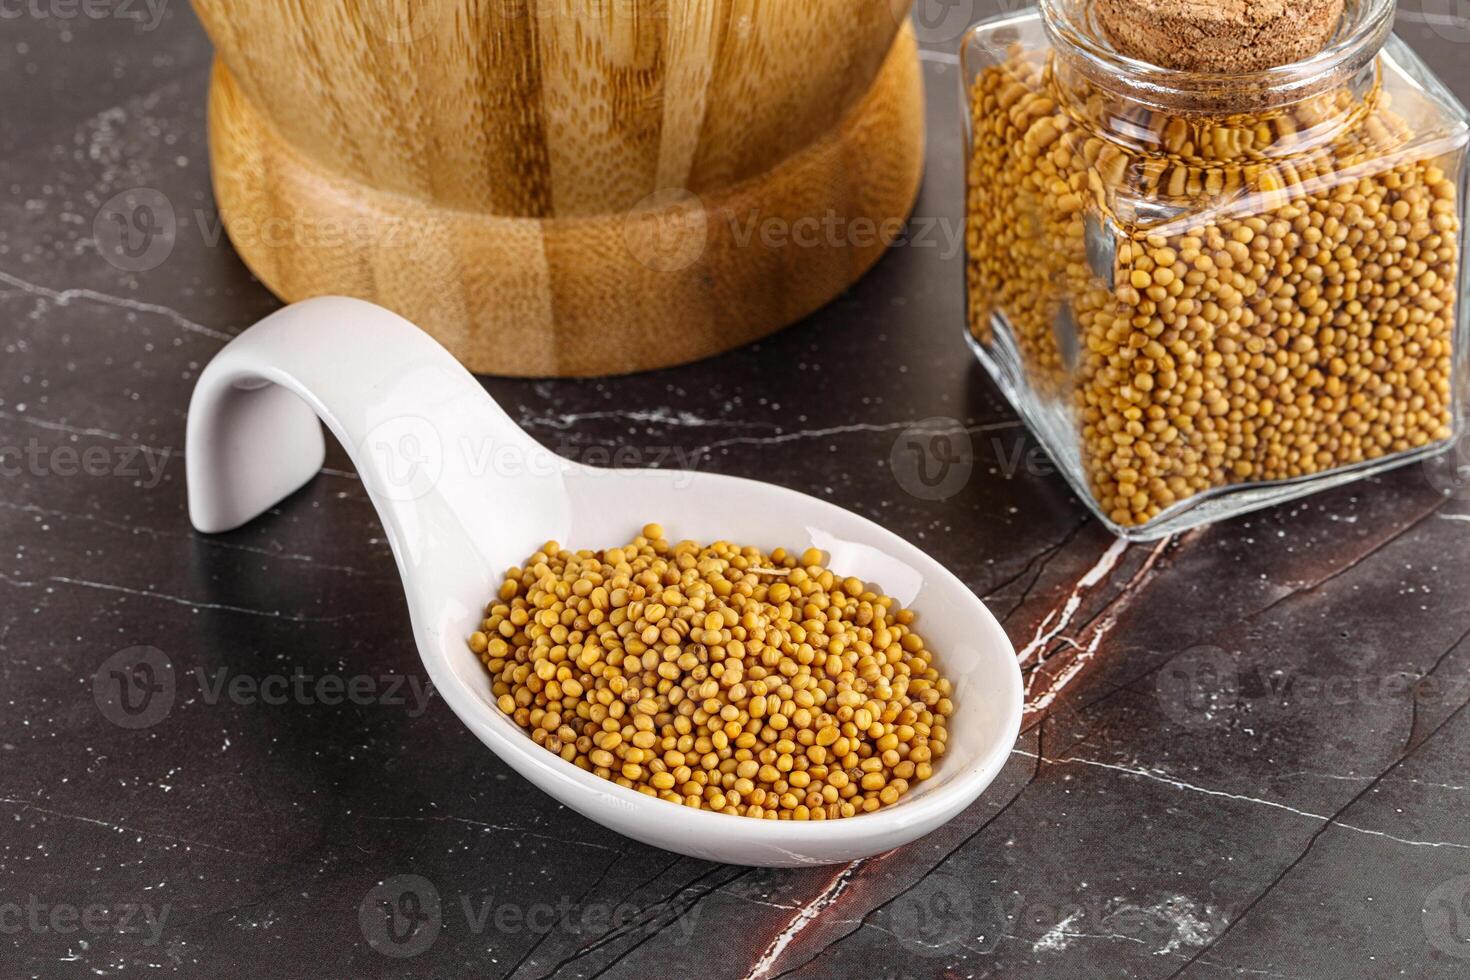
[186,297,1023,867]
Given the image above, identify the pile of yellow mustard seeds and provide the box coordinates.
[967,54,1459,528]
[469,525,954,820]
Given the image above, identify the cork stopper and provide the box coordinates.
[1094,0,1346,73]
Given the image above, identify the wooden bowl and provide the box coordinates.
[190,0,926,376]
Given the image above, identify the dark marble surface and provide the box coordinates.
[3,3,1470,978]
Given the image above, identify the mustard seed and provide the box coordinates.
[967,51,1459,529]
[471,528,954,820]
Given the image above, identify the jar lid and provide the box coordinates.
[1094,0,1346,73]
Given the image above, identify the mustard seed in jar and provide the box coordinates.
[962,0,1468,536]
[470,526,955,820]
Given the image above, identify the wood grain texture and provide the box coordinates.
[197,2,924,376]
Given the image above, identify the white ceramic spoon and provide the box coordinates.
[186,297,1022,867]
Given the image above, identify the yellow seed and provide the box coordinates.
[471,526,952,820]
[963,54,1459,530]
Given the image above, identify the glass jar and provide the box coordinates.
[961,0,1470,539]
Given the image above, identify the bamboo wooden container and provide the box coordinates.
[190,0,926,376]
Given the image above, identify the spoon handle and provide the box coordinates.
[185,296,548,535]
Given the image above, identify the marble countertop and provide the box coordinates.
[2,3,1468,977]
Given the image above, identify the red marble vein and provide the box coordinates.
[1014,538,1130,667]
[743,861,865,980]
[1025,536,1174,714]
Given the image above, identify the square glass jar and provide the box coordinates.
[961,0,1470,539]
